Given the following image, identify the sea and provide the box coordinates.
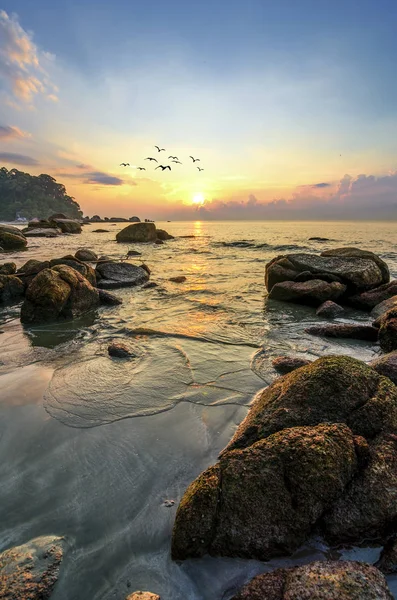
[0,220,397,599]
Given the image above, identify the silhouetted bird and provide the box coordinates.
[169,155,179,160]
[197,167,204,171]
[156,165,171,171]
[137,167,146,170]
[145,157,158,162]
[120,163,130,166]
[172,160,182,164]
[155,146,166,152]
[190,156,200,163]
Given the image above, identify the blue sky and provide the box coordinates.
[1,0,397,218]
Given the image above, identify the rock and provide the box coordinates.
[96,262,149,289]
[128,216,141,222]
[21,265,99,324]
[305,324,379,341]
[266,251,387,295]
[142,281,158,289]
[0,275,25,303]
[49,256,96,286]
[127,250,142,256]
[17,260,51,287]
[309,237,330,241]
[169,276,187,283]
[321,247,390,286]
[155,239,164,245]
[0,263,16,275]
[156,229,174,241]
[272,356,312,374]
[370,352,397,385]
[92,229,110,233]
[26,219,53,229]
[268,279,346,306]
[371,296,397,320]
[316,300,345,318]
[97,255,113,262]
[0,224,27,251]
[24,227,61,237]
[0,535,64,600]
[98,289,123,306]
[75,249,98,262]
[348,280,397,311]
[377,307,397,352]
[49,213,68,220]
[323,434,397,543]
[376,536,397,574]
[224,356,397,453]
[49,218,82,234]
[126,593,160,600]
[172,423,358,560]
[116,222,157,243]
[108,342,134,358]
[230,561,393,600]
[294,270,342,284]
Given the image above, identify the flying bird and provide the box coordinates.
[190,156,200,163]
[137,167,146,170]
[155,146,166,152]
[172,160,182,164]
[120,163,130,166]
[197,167,204,172]
[155,165,171,171]
[145,157,158,162]
[168,155,179,160]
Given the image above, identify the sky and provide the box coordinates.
[1,0,397,220]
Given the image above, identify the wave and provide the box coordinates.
[214,240,310,252]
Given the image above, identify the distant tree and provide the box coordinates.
[0,167,83,220]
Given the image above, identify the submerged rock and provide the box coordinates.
[0,535,64,600]
[309,236,330,241]
[305,324,379,341]
[75,248,98,262]
[92,229,110,233]
[116,222,157,243]
[127,250,142,256]
[0,224,27,251]
[272,356,312,374]
[21,265,99,324]
[370,352,397,385]
[268,279,346,306]
[316,300,344,318]
[24,227,61,237]
[96,262,149,289]
[98,289,123,306]
[376,536,397,574]
[108,342,134,358]
[0,275,24,303]
[169,276,187,283]
[231,561,393,600]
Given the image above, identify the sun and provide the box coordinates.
[192,193,205,205]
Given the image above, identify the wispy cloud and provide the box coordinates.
[57,170,126,186]
[0,10,58,103]
[0,124,30,140]
[0,152,39,166]
[311,182,331,188]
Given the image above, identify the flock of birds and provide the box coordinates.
[120,146,204,173]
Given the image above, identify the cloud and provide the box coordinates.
[0,124,30,140]
[0,152,38,165]
[84,172,124,186]
[312,182,331,188]
[0,10,58,103]
[75,163,91,170]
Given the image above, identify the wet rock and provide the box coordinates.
[269,279,346,306]
[321,247,390,286]
[108,342,134,358]
[316,300,344,318]
[169,276,187,283]
[377,307,397,352]
[224,356,397,453]
[231,561,393,600]
[172,423,358,560]
[26,219,53,229]
[0,263,16,275]
[371,296,397,320]
[92,229,110,233]
[129,216,141,222]
[24,228,61,237]
[75,249,98,262]
[116,222,157,243]
[96,262,149,289]
[0,535,64,600]
[21,265,99,324]
[0,224,27,251]
[49,256,96,286]
[323,434,397,543]
[309,236,330,241]
[266,251,387,295]
[370,352,397,385]
[143,281,158,289]
[17,260,51,287]
[127,250,142,256]
[305,324,379,341]
[348,280,397,311]
[294,271,342,284]
[126,593,160,600]
[98,289,123,306]
[49,218,82,234]
[376,536,397,574]
[0,275,24,303]
[272,356,312,374]
[156,229,174,241]
[155,239,164,244]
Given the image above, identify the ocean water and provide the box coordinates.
[0,220,396,599]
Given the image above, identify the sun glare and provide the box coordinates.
[192,193,205,205]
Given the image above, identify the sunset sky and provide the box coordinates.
[1,0,397,219]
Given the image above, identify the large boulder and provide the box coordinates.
[156,229,174,241]
[348,280,397,311]
[49,218,82,234]
[269,279,346,306]
[172,423,358,560]
[24,227,61,237]
[116,222,157,243]
[17,260,51,288]
[49,256,96,286]
[370,352,397,385]
[321,247,390,286]
[230,561,393,600]
[266,251,387,295]
[305,324,379,341]
[0,224,27,251]
[21,265,99,324]
[95,262,149,289]
[0,535,64,600]
[0,275,24,303]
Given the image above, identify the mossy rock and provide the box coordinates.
[0,231,27,251]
